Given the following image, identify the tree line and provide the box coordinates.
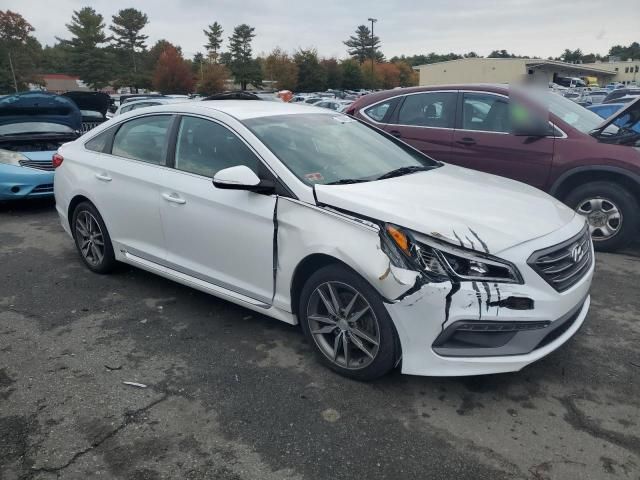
[1,8,637,95]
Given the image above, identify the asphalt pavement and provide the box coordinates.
[1,198,639,480]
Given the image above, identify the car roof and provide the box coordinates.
[141,99,337,120]
[353,84,510,105]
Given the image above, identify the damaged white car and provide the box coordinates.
[54,101,594,380]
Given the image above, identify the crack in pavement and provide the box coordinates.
[27,394,168,476]
[558,395,640,456]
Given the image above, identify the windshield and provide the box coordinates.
[244,113,438,186]
[545,92,605,133]
[0,122,76,136]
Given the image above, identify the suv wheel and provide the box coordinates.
[71,202,116,273]
[564,181,639,252]
[299,264,400,381]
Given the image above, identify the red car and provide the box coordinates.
[348,85,640,251]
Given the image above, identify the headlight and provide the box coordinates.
[384,224,522,284]
[0,149,28,166]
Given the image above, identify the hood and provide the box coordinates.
[62,91,110,117]
[0,91,81,131]
[590,97,640,145]
[314,164,576,254]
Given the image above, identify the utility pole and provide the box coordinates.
[368,17,377,82]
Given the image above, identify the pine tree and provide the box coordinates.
[110,8,148,77]
[57,7,110,90]
[228,24,261,90]
[203,22,223,63]
[344,25,383,64]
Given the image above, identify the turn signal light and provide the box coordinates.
[386,224,410,253]
[52,153,64,168]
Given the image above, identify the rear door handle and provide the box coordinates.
[456,137,476,146]
[389,130,402,138]
[162,192,186,205]
[95,173,112,182]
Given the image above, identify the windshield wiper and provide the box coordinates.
[376,165,431,180]
[326,178,369,185]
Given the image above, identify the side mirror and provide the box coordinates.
[212,165,275,194]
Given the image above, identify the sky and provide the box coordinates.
[5,0,639,60]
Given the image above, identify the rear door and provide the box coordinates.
[380,91,458,162]
[85,114,174,261]
[449,91,554,189]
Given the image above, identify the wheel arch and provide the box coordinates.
[67,194,94,229]
[550,166,640,204]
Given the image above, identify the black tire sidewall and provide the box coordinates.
[71,202,116,274]
[299,263,399,381]
[564,181,639,252]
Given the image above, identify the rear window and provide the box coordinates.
[111,115,172,165]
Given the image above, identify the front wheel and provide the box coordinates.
[564,181,639,252]
[299,264,400,381]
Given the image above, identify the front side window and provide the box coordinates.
[111,115,172,165]
[174,116,259,177]
[462,93,509,133]
[396,92,456,128]
[244,113,439,186]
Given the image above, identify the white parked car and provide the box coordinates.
[54,101,593,380]
[112,98,187,116]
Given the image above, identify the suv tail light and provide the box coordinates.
[52,153,64,168]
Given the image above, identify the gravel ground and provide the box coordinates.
[1,198,639,480]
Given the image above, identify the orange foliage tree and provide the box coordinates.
[152,45,194,94]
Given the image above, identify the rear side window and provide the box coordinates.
[396,92,457,128]
[174,116,259,177]
[462,93,509,133]
[85,128,113,153]
[111,115,172,165]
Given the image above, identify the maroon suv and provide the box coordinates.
[348,85,640,251]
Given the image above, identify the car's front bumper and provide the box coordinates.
[385,215,594,377]
[0,163,54,200]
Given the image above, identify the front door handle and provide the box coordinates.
[456,137,476,146]
[389,130,402,138]
[95,173,112,182]
[162,192,186,205]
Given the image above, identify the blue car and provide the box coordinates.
[588,102,640,134]
[0,91,81,200]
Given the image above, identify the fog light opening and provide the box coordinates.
[10,186,20,193]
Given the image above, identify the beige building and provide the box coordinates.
[415,57,619,87]
[583,60,640,85]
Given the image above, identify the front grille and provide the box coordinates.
[18,159,54,171]
[32,184,54,193]
[528,226,593,292]
[81,121,102,133]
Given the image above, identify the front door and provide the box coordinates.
[159,115,276,304]
[449,91,554,189]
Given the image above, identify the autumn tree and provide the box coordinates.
[263,47,298,90]
[152,45,194,94]
[57,7,110,90]
[344,25,383,64]
[204,21,223,63]
[0,10,40,92]
[198,63,230,95]
[228,24,261,89]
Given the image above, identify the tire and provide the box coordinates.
[71,201,116,274]
[298,264,400,381]
[564,181,639,252]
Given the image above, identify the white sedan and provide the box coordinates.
[54,101,593,380]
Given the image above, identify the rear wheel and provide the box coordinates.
[564,181,639,252]
[71,202,116,273]
[299,264,399,381]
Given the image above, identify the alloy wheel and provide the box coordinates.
[306,281,380,370]
[576,197,622,241]
[75,211,105,266]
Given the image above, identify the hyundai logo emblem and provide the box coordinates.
[571,244,584,263]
